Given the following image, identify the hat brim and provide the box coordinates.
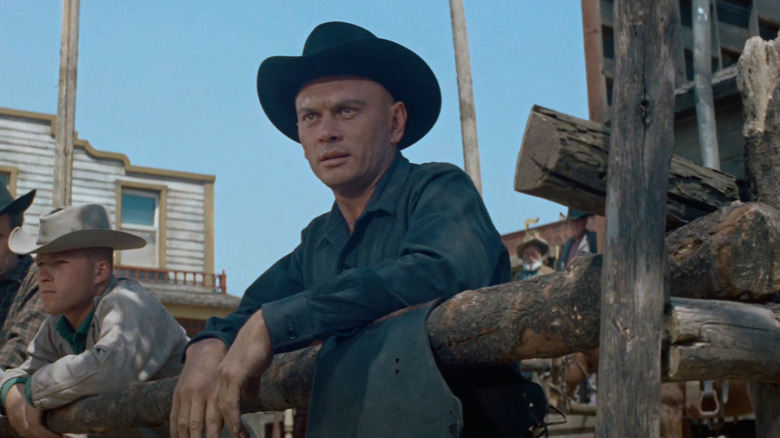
[516,239,549,257]
[257,38,441,150]
[0,190,35,216]
[8,227,147,255]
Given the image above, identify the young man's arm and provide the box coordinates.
[4,383,60,438]
[24,283,187,410]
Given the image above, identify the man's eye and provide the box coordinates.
[301,113,317,122]
[341,107,355,115]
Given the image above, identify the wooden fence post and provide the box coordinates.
[596,0,677,436]
[53,0,79,208]
[737,32,780,438]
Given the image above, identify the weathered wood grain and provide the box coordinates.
[515,105,741,229]
[596,1,677,436]
[665,300,780,381]
[738,32,780,438]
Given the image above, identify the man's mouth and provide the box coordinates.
[320,151,350,165]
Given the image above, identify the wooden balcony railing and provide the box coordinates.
[114,265,227,294]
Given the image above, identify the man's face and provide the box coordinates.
[295,76,406,197]
[521,245,542,264]
[36,249,101,325]
[570,217,588,238]
[0,214,16,278]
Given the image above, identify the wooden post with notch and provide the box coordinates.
[596,0,677,436]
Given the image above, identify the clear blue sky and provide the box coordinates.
[0,2,589,296]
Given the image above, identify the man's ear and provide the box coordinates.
[94,260,111,285]
[389,101,407,146]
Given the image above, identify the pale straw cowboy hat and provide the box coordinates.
[9,204,146,255]
[516,234,550,258]
[0,184,35,217]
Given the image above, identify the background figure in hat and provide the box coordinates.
[514,234,554,281]
[171,21,514,438]
[0,204,189,438]
[557,209,598,271]
[0,183,45,370]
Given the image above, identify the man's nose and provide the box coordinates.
[318,114,343,144]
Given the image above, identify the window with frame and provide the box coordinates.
[119,189,160,268]
[0,172,9,187]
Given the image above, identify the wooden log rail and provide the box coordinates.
[4,201,780,436]
[515,105,742,229]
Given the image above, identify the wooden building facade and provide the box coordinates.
[0,107,239,335]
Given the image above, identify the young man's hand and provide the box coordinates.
[170,338,227,438]
[5,383,61,438]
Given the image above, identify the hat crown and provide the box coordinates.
[38,204,112,245]
[302,22,376,56]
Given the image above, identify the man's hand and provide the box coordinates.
[170,338,227,438]
[5,383,60,438]
[215,310,274,438]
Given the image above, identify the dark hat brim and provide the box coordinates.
[257,37,441,150]
[8,227,147,255]
[0,189,35,217]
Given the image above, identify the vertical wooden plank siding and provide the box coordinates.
[596,0,677,436]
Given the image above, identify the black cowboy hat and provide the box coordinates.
[257,21,441,150]
[0,183,35,217]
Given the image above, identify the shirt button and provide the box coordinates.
[287,321,298,340]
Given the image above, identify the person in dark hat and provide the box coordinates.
[0,183,45,370]
[171,22,518,438]
[557,209,598,271]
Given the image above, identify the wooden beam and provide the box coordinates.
[515,105,740,229]
[666,202,780,302]
[597,1,677,437]
[738,31,780,438]
[665,300,780,381]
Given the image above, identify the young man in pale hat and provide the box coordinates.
[0,183,45,370]
[514,234,554,281]
[171,22,547,438]
[0,204,189,438]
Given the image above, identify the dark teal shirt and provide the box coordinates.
[194,153,510,352]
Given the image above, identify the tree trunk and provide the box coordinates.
[596,1,677,437]
[738,32,780,438]
[515,105,740,229]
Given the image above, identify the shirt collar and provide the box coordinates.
[54,276,118,354]
[320,151,410,246]
[56,309,95,355]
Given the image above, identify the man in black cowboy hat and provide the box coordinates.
[171,22,513,438]
[557,209,598,271]
[0,183,45,370]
